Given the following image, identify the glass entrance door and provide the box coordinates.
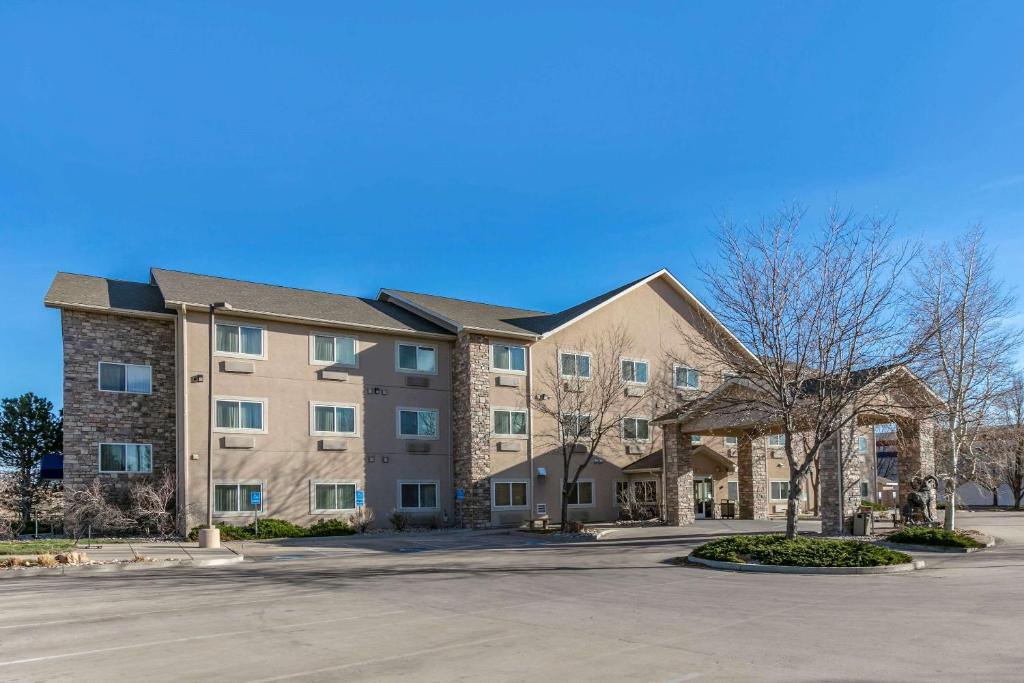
[694,478,714,519]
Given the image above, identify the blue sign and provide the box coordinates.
[250,490,262,506]
[355,490,365,508]
[455,488,465,501]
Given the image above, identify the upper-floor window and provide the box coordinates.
[621,359,649,384]
[397,343,436,374]
[691,434,702,445]
[674,365,699,390]
[622,417,651,441]
[98,362,152,394]
[492,344,526,373]
[311,403,358,436]
[312,334,357,366]
[398,408,439,439]
[857,436,869,454]
[493,408,527,437]
[724,435,738,447]
[560,352,591,379]
[99,443,152,473]
[767,433,786,448]
[561,413,592,439]
[216,323,264,358]
[215,398,265,433]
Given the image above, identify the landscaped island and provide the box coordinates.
[691,534,912,568]
[887,527,985,549]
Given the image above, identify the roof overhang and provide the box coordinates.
[44,300,176,321]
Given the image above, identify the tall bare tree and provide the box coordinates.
[533,325,652,530]
[992,372,1024,509]
[908,227,1022,530]
[689,204,918,538]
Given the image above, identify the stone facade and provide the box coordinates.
[737,435,768,520]
[818,425,864,535]
[663,426,695,525]
[896,417,937,514]
[61,311,176,500]
[451,333,491,527]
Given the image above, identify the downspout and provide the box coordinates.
[177,304,190,533]
[526,343,534,518]
[447,339,454,525]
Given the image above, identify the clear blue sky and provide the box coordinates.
[2,2,1023,407]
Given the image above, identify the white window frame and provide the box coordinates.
[564,479,596,508]
[396,480,440,512]
[214,322,266,360]
[395,341,438,375]
[858,435,869,454]
[621,416,652,442]
[396,407,440,440]
[770,480,790,501]
[213,480,264,516]
[561,412,593,440]
[767,433,786,448]
[673,364,700,390]
[859,480,870,498]
[97,442,153,474]
[559,350,592,380]
[620,357,650,385]
[490,343,527,374]
[727,480,739,500]
[724,435,738,447]
[309,333,359,367]
[491,407,528,439]
[309,401,359,437]
[691,434,702,445]
[310,480,359,513]
[214,396,268,434]
[97,361,153,395]
[614,479,658,506]
[491,479,529,510]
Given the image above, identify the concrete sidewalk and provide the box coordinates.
[71,540,241,563]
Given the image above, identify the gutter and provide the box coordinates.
[526,343,535,519]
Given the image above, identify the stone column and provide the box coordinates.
[663,425,695,526]
[452,333,492,528]
[737,433,768,519]
[896,417,936,515]
[819,423,865,535]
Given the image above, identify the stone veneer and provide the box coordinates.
[896,417,937,516]
[737,435,768,520]
[663,426,695,525]
[451,332,491,527]
[818,425,865,535]
[61,311,176,500]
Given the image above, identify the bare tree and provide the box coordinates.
[64,479,132,540]
[908,227,1022,530]
[128,473,184,538]
[688,204,918,538]
[533,325,653,531]
[991,372,1024,509]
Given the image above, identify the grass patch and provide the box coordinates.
[0,539,76,555]
[887,527,984,549]
[692,534,911,567]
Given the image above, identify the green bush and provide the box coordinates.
[187,519,307,541]
[692,534,911,567]
[860,499,888,511]
[887,526,983,548]
[308,519,355,537]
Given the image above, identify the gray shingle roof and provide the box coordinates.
[44,273,170,315]
[622,450,664,472]
[150,268,451,336]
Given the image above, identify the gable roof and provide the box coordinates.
[44,273,172,318]
[150,269,452,337]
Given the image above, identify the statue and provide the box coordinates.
[904,475,938,526]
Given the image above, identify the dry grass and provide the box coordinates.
[35,554,59,568]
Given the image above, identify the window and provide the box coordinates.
[215,483,263,514]
[215,398,265,432]
[622,417,650,441]
[398,408,439,439]
[674,365,699,390]
[399,482,438,510]
[492,481,528,509]
[560,352,591,379]
[566,480,594,507]
[770,480,790,500]
[216,323,264,358]
[98,362,152,394]
[615,480,657,505]
[311,334,357,366]
[492,344,526,373]
[724,436,738,447]
[561,413,592,439]
[767,434,786,448]
[311,403,357,436]
[621,359,649,384]
[493,409,527,437]
[691,434,702,445]
[313,482,357,512]
[858,436,869,454]
[396,343,436,373]
[727,481,739,500]
[860,481,869,498]
[99,443,152,473]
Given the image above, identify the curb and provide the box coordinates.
[684,553,924,575]
[0,554,244,579]
[878,539,993,554]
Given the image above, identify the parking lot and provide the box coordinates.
[3,512,1024,682]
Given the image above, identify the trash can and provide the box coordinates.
[853,511,873,536]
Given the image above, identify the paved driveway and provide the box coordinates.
[2,512,1022,682]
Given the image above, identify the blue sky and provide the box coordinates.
[2,2,1023,407]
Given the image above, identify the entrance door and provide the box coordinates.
[694,478,714,519]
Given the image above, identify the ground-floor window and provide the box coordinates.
[566,480,594,507]
[492,481,528,509]
[770,480,790,500]
[859,481,869,498]
[313,482,357,512]
[99,443,152,473]
[615,480,657,505]
[398,481,438,510]
[727,480,739,500]
[215,483,263,513]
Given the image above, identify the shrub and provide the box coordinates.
[251,518,307,539]
[349,507,374,533]
[308,518,355,537]
[35,554,58,568]
[888,527,983,549]
[388,510,409,531]
[860,500,887,511]
[692,534,911,567]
